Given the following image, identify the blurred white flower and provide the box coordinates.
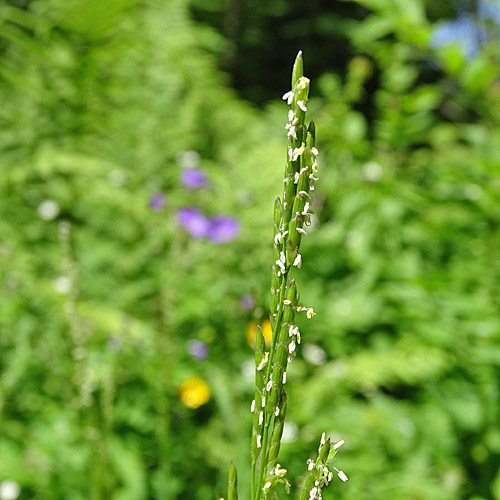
[241,359,254,381]
[0,480,20,500]
[303,344,327,366]
[464,183,482,201]
[53,276,71,295]
[38,200,59,221]
[108,169,125,187]
[362,161,383,181]
[334,298,352,316]
[176,150,200,168]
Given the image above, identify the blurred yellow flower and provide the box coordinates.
[246,319,273,347]
[179,376,211,409]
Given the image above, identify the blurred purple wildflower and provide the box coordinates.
[431,1,500,60]
[177,208,240,243]
[207,215,240,244]
[431,14,480,59]
[188,339,209,360]
[177,207,211,238]
[182,167,208,189]
[149,192,166,211]
[240,294,255,311]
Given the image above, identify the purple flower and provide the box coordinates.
[240,294,255,310]
[207,215,240,244]
[188,339,209,360]
[181,168,208,189]
[149,192,166,211]
[177,207,211,238]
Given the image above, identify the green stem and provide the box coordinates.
[255,421,271,500]
[251,462,256,500]
[254,272,288,499]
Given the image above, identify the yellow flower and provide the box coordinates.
[179,376,211,409]
[246,319,273,347]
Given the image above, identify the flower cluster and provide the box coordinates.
[148,151,239,243]
[177,207,239,243]
[173,151,240,244]
[299,435,348,500]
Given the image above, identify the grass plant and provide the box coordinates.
[226,52,348,500]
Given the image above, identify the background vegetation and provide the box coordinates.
[1,0,500,499]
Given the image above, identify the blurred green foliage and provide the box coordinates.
[1,0,500,499]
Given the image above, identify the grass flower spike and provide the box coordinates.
[227,51,347,500]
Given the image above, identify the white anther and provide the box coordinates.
[297,100,307,112]
[293,254,302,268]
[282,91,294,104]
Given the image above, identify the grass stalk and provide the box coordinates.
[230,50,347,500]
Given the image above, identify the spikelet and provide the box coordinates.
[228,461,238,500]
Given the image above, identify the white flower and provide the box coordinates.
[306,308,316,319]
[274,465,287,477]
[282,90,294,105]
[38,200,59,221]
[257,352,269,371]
[259,411,264,425]
[296,227,307,235]
[297,100,307,112]
[53,275,71,294]
[332,439,345,450]
[0,481,20,500]
[275,259,285,273]
[251,399,256,412]
[257,435,262,448]
[362,161,382,181]
[286,123,297,140]
[288,146,305,162]
[297,77,309,90]
[293,254,302,268]
[303,344,326,365]
[335,468,348,482]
